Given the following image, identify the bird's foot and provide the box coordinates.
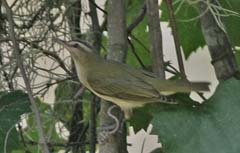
[98,105,120,144]
[159,95,178,104]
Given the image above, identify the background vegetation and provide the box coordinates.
[0,0,240,153]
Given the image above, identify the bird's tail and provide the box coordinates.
[157,81,210,96]
[186,82,210,91]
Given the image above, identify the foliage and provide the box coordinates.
[160,0,240,58]
[236,47,240,66]
[0,91,31,153]
[150,78,240,153]
[126,0,151,67]
[220,0,240,47]
[160,0,205,58]
[1,0,240,152]
[23,98,64,152]
[129,107,152,132]
[54,80,92,127]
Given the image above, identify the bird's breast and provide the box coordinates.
[74,61,91,88]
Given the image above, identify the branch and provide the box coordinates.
[198,0,239,80]
[89,0,107,15]
[34,76,75,96]
[0,49,14,90]
[41,50,72,76]
[2,1,50,152]
[146,0,165,79]
[165,0,186,79]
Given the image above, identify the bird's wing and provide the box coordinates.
[87,71,161,102]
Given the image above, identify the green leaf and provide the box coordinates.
[220,0,240,47]
[150,78,240,153]
[160,0,240,58]
[0,91,31,153]
[128,107,153,131]
[160,1,205,58]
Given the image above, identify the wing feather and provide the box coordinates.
[87,72,161,101]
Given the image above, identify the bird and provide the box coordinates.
[54,38,210,118]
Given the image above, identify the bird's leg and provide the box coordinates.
[98,105,121,144]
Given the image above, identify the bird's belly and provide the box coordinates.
[91,90,144,111]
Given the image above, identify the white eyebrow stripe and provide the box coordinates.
[68,40,93,49]
[68,40,94,53]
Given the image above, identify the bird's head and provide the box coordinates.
[53,38,96,61]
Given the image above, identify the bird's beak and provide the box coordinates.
[53,38,70,48]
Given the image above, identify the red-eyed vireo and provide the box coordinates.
[54,38,210,117]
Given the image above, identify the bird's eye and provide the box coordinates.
[72,43,79,48]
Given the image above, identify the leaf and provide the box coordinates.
[150,78,240,153]
[0,91,31,153]
[160,1,205,58]
[220,0,240,47]
[235,47,240,66]
[129,107,153,132]
[160,0,240,58]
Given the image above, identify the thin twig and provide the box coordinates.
[127,38,146,69]
[18,124,32,153]
[130,34,150,52]
[2,1,50,152]
[89,0,107,15]
[42,50,72,76]
[127,3,146,34]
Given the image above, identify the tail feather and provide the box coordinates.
[187,82,210,91]
[157,81,210,96]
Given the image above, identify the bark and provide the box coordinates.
[99,0,128,153]
[146,0,165,79]
[198,0,238,80]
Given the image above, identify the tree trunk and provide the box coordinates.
[99,0,128,153]
[198,0,238,80]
